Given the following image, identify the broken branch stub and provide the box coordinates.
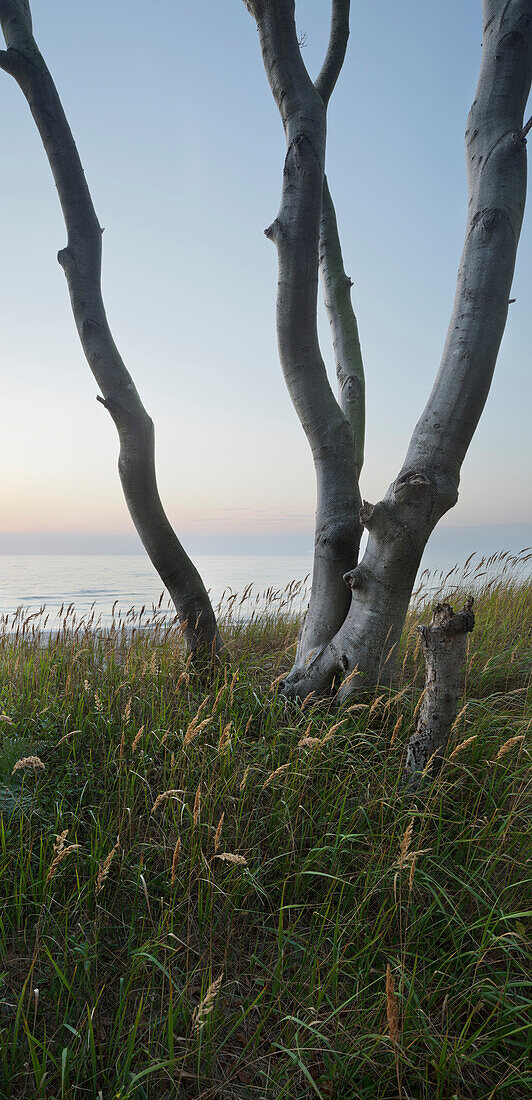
[404,597,475,781]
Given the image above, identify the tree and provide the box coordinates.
[1,0,531,703]
[245,0,531,704]
[0,0,221,661]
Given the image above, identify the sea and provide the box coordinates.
[0,523,530,631]
[0,554,312,631]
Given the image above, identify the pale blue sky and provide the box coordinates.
[1,1,531,554]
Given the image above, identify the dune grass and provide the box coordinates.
[0,551,530,1099]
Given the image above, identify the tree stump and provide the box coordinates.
[404,597,474,782]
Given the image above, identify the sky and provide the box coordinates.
[0,0,531,555]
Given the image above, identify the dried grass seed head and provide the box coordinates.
[12,756,45,775]
[171,836,182,883]
[386,965,400,1045]
[96,837,120,894]
[193,973,223,1032]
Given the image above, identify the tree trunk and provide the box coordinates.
[247,0,363,687]
[0,0,221,658]
[404,598,475,780]
[268,0,531,701]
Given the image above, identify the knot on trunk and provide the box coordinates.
[282,132,322,187]
[343,565,365,590]
[340,374,363,404]
[359,500,374,527]
[57,246,76,274]
[359,499,403,543]
[264,218,283,243]
[393,471,431,504]
[470,206,509,236]
[96,392,125,428]
[285,132,312,173]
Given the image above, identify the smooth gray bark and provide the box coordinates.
[0,0,220,657]
[273,0,531,701]
[404,599,475,780]
[320,175,365,474]
[314,0,350,108]
[247,0,362,678]
[315,2,365,472]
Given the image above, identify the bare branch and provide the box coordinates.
[315,0,350,107]
[320,174,365,472]
[403,0,532,501]
[521,114,532,138]
[314,4,365,474]
[0,3,220,656]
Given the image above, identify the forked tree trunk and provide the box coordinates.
[404,598,475,781]
[249,0,531,702]
[247,0,364,686]
[0,0,221,658]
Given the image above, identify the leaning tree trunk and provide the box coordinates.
[0,0,221,658]
[404,598,475,781]
[251,0,531,702]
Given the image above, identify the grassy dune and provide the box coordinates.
[0,552,530,1099]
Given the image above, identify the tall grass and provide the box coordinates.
[0,551,530,1099]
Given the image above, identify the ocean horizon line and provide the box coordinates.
[0,521,531,557]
